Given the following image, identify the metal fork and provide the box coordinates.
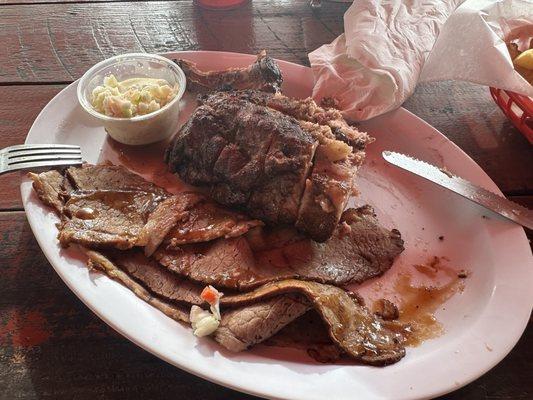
[0,144,83,175]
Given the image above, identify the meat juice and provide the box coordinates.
[98,135,195,194]
[394,273,464,346]
[362,256,467,347]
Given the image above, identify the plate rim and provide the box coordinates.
[21,50,533,400]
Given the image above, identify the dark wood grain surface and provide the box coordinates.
[0,1,531,399]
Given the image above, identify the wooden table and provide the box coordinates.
[0,1,531,399]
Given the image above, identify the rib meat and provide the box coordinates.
[175,50,283,93]
[203,89,372,151]
[170,52,374,242]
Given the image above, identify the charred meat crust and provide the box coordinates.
[165,96,318,228]
[214,89,373,151]
[175,50,283,94]
[165,89,368,242]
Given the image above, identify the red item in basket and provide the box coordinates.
[195,0,248,9]
[490,87,533,144]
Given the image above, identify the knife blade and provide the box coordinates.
[382,150,533,230]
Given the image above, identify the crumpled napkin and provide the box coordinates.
[309,0,533,121]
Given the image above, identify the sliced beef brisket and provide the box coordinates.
[214,295,310,352]
[29,165,259,251]
[86,250,191,323]
[29,170,65,213]
[156,207,404,290]
[86,249,405,365]
[219,279,406,365]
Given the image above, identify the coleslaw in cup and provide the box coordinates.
[77,53,186,145]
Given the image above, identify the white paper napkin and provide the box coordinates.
[309,0,533,121]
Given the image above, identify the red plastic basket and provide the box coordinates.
[490,87,533,144]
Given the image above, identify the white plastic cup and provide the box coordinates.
[77,53,186,145]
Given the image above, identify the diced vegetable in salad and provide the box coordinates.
[190,285,223,337]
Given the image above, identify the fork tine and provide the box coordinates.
[0,144,84,175]
[6,144,80,153]
[8,149,81,159]
[8,155,82,166]
[7,159,83,173]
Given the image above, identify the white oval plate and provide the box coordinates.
[21,52,533,400]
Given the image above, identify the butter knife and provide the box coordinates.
[382,150,533,230]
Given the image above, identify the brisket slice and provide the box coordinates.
[86,250,191,323]
[29,170,65,213]
[66,164,167,197]
[135,192,262,255]
[256,206,404,285]
[165,199,263,248]
[86,250,405,365]
[87,248,312,356]
[59,189,163,250]
[269,298,403,364]
[175,50,283,94]
[59,165,169,249]
[157,237,259,290]
[214,295,310,352]
[102,249,204,306]
[219,279,406,365]
[156,207,404,290]
[138,193,203,256]
[266,311,345,363]
[30,165,260,251]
